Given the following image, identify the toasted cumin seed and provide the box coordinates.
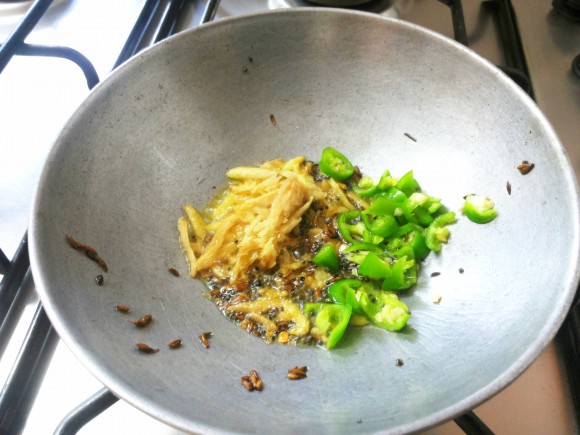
[241,370,263,392]
[66,234,108,272]
[168,339,182,349]
[136,343,159,354]
[199,331,212,349]
[241,378,254,391]
[115,304,130,313]
[517,161,535,175]
[168,267,180,277]
[287,366,308,380]
[288,366,308,375]
[270,114,277,125]
[130,314,152,327]
[506,181,512,195]
[287,372,303,380]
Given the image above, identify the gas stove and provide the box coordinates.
[0,1,579,433]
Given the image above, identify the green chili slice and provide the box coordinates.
[352,176,378,198]
[425,212,456,252]
[304,303,352,349]
[395,170,420,196]
[319,147,355,181]
[462,194,498,224]
[337,210,368,244]
[358,290,410,332]
[327,279,367,315]
[312,243,340,272]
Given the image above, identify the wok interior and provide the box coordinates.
[30,10,579,434]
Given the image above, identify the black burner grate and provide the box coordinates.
[0,0,576,433]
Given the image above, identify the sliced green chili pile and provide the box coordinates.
[311,146,456,348]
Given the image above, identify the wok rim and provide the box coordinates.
[29,7,580,434]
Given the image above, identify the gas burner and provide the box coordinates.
[553,0,580,21]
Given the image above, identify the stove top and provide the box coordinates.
[0,1,578,433]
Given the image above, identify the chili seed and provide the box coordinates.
[130,314,152,327]
[168,339,182,349]
[95,274,104,286]
[168,267,180,277]
[115,304,130,313]
[136,343,159,354]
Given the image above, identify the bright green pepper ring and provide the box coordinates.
[319,147,355,182]
[462,194,498,224]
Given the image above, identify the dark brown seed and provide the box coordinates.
[248,57,254,63]
[242,66,248,73]
[517,161,535,175]
[95,275,104,286]
[115,304,130,313]
[168,339,182,349]
[136,343,159,354]
[506,181,512,195]
[130,314,152,327]
[199,331,212,349]
[66,234,108,272]
[269,114,277,126]
[430,272,441,277]
[168,267,180,277]
[458,268,464,274]
[404,132,417,142]
[395,358,404,366]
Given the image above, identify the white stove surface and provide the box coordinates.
[1,1,578,433]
